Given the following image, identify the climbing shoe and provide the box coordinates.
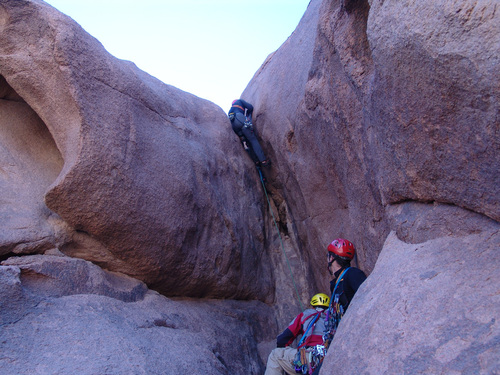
[261,159,271,167]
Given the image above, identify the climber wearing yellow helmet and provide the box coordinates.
[264,293,330,375]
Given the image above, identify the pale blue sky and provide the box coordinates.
[43,0,311,113]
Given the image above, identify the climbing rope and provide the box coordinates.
[257,167,305,312]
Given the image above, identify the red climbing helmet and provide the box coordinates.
[327,238,355,260]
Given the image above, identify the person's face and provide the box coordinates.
[327,253,337,271]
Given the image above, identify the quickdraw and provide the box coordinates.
[323,294,344,350]
[292,345,326,374]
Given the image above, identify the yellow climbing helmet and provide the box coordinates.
[310,293,330,308]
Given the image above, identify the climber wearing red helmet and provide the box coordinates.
[311,238,367,375]
[326,238,366,309]
[227,99,270,167]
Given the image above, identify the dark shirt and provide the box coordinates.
[228,99,253,116]
[330,267,367,310]
[276,328,294,348]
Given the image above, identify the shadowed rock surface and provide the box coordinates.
[0,0,499,374]
[242,0,499,373]
[0,255,273,375]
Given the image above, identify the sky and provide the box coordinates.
[43,0,311,113]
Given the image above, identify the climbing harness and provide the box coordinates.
[292,312,324,374]
[297,312,321,349]
[323,267,351,350]
[257,168,304,312]
[293,344,327,375]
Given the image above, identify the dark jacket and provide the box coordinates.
[330,267,367,310]
[228,99,253,117]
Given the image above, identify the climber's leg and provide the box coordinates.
[241,126,267,163]
[264,347,297,375]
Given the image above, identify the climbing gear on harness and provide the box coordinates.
[243,120,253,129]
[292,310,325,374]
[293,311,323,373]
[294,344,327,374]
[293,347,305,374]
[310,293,330,308]
[293,347,309,374]
[327,238,355,260]
[293,345,326,374]
[228,113,235,121]
[257,168,304,312]
[309,344,326,371]
[323,267,351,350]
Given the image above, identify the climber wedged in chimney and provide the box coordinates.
[228,99,271,168]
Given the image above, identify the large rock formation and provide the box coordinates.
[0,255,272,374]
[0,1,278,373]
[0,0,499,374]
[0,0,272,301]
[242,0,499,373]
[327,217,499,374]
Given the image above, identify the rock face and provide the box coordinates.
[367,0,499,220]
[327,222,500,374]
[241,0,499,373]
[0,255,273,375]
[244,0,499,289]
[0,0,499,374]
[0,74,65,255]
[0,2,279,372]
[0,0,272,301]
